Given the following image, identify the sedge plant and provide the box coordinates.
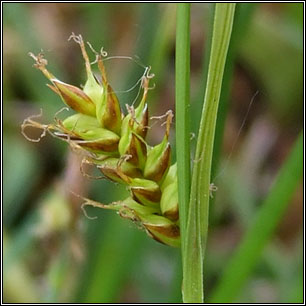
[23,3,236,302]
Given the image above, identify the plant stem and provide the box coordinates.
[175,3,191,257]
[183,4,236,303]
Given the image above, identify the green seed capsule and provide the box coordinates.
[62,113,100,129]
[116,197,160,219]
[112,163,161,208]
[96,83,122,135]
[144,110,173,183]
[129,178,162,208]
[144,138,171,184]
[139,214,180,248]
[83,72,104,106]
[92,157,143,183]
[81,196,180,247]
[118,131,147,169]
[82,196,159,221]
[61,113,120,153]
[135,103,149,139]
[103,197,179,247]
[161,163,177,191]
[121,105,148,139]
[160,180,179,221]
[121,77,150,139]
[52,80,96,116]
[29,49,97,117]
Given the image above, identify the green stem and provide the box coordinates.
[183,4,236,303]
[175,3,191,259]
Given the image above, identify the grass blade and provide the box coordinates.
[191,4,215,136]
[183,4,236,302]
[211,3,256,181]
[210,131,303,303]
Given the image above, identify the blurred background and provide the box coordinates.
[3,3,303,303]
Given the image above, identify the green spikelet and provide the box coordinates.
[160,180,179,222]
[95,59,122,135]
[26,35,181,247]
[144,111,173,183]
[88,157,142,184]
[52,80,96,116]
[121,77,150,139]
[118,130,147,170]
[61,114,120,154]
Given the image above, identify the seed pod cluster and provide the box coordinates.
[27,34,179,247]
